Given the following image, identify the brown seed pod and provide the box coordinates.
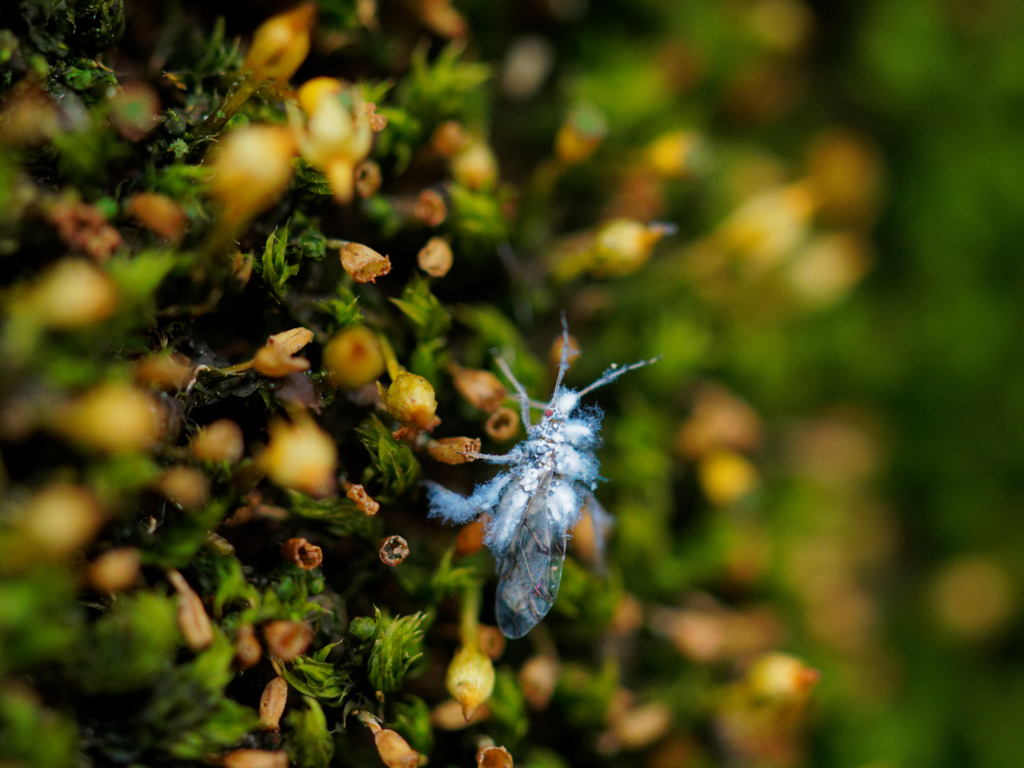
[281,537,323,569]
[235,625,263,670]
[87,548,141,593]
[476,745,514,768]
[339,242,391,283]
[263,620,313,661]
[485,407,519,441]
[455,518,487,557]
[427,437,481,465]
[127,192,186,242]
[167,569,214,650]
[191,419,245,463]
[431,120,469,158]
[451,366,506,413]
[354,160,383,198]
[346,483,380,515]
[222,750,289,768]
[477,625,506,660]
[379,535,410,566]
[414,189,447,227]
[417,236,453,277]
[259,677,289,730]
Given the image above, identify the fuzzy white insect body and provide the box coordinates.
[425,323,658,638]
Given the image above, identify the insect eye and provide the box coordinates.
[544,409,554,418]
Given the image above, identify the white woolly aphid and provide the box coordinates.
[425,324,658,638]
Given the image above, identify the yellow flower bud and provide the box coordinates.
[451,140,498,192]
[243,4,316,85]
[646,130,704,179]
[591,219,671,277]
[17,259,118,330]
[190,419,245,463]
[379,372,438,430]
[323,325,387,389]
[447,644,495,722]
[257,414,338,498]
[294,78,374,204]
[154,466,210,511]
[127,192,187,242]
[56,383,163,454]
[417,236,453,277]
[339,242,391,282]
[427,437,481,465]
[697,449,759,507]
[22,483,104,557]
[88,547,141,592]
[555,106,606,165]
[208,125,297,244]
[745,652,820,703]
[717,182,817,271]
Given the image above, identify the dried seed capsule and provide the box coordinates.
[379,535,409,566]
[88,547,141,592]
[428,437,481,465]
[167,569,214,650]
[476,745,513,768]
[417,0,468,38]
[339,242,392,283]
[259,677,289,730]
[455,518,487,556]
[22,484,104,557]
[484,407,519,441]
[257,414,338,498]
[154,466,209,511]
[346,483,380,515]
[358,712,423,768]
[235,625,263,670]
[354,160,383,198]
[263,620,313,661]
[477,625,506,660]
[519,654,559,710]
[451,366,506,413]
[612,701,674,750]
[432,120,469,158]
[380,372,438,430]
[414,189,447,227]
[253,338,312,378]
[191,419,245,463]
[447,644,495,722]
[223,750,289,768]
[323,325,387,389]
[133,351,193,391]
[281,537,323,569]
[16,259,118,330]
[244,5,316,84]
[417,236,453,277]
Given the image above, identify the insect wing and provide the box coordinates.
[494,472,568,638]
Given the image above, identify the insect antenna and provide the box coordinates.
[551,314,573,397]
[494,354,534,428]
[576,356,661,398]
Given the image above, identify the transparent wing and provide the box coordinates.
[494,472,568,639]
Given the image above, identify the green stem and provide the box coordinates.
[190,73,260,140]
[459,580,482,647]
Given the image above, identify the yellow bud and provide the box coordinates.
[427,437,481,465]
[745,652,820,703]
[787,231,870,307]
[450,366,505,413]
[718,182,817,270]
[339,242,391,282]
[646,130,704,179]
[323,325,386,389]
[417,236,453,277]
[259,677,289,730]
[88,547,141,592]
[380,372,438,430]
[447,644,495,722]
[154,466,209,511]
[17,259,118,330]
[56,383,163,454]
[451,140,498,192]
[127,193,188,242]
[208,125,297,233]
[263,620,314,661]
[190,419,245,463]
[257,414,338,498]
[244,4,316,84]
[555,106,606,165]
[591,219,671,277]
[697,449,759,507]
[295,78,374,204]
[22,483,104,557]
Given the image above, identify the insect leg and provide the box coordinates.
[494,355,533,428]
[552,313,573,395]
